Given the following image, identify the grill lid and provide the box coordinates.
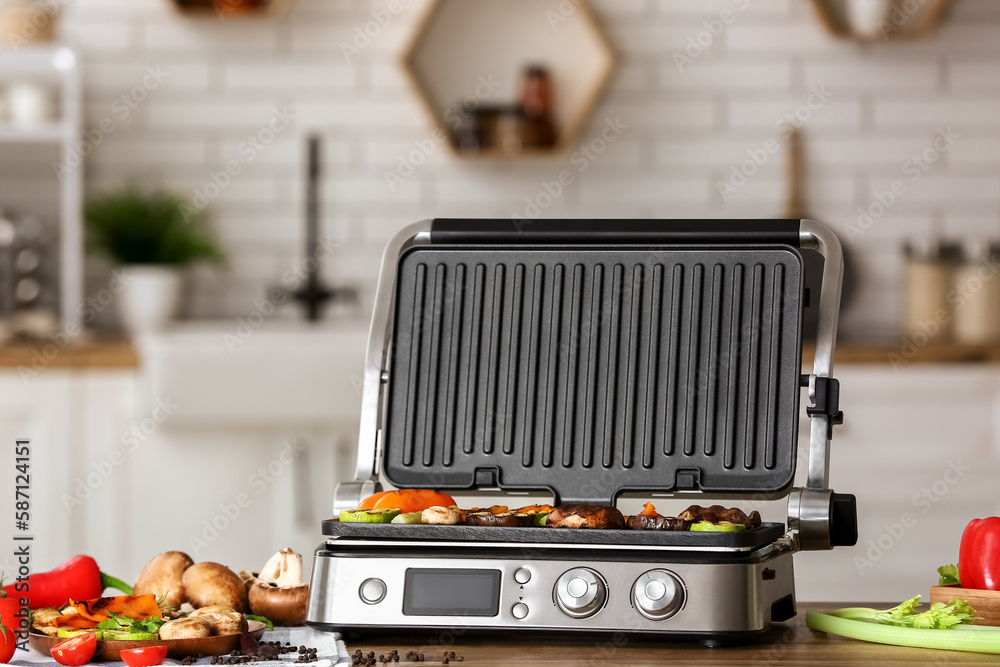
[382,240,804,506]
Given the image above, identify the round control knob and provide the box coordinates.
[631,570,683,620]
[359,578,386,605]
[554,568,607,619]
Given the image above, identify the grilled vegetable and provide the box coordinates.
[678,505,761,528]
[358,489,457,515]
[55,594,162,629]
[2,555,132,610]
[546,505,626,530]
[514,505,553,527]
[627,515,691,531]
[959,517,1000,591]
[56,629,105,640]
[465,511,535,527]
[391,512,423,524]
[421,506,462,525]
[690,521,746,533]
[339,508,401,523]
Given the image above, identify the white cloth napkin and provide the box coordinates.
[12,627,350,667]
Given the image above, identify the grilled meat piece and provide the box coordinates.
[465,511,535,527]
[626,515,691,531]
[546,504,626,529]
[677,504,762,528]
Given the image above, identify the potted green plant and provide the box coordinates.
[85,185,224,336]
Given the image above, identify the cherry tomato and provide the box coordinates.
[51,632,97,666]
[119,646,169,667]
[0,625,17,664]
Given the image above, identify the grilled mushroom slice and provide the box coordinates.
[677,505,762,528]
[626,515,691,531]
[546,504,626,529]
[421,506,462,525]
[465,511,535,527]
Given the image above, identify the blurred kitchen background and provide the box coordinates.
[1,0,1000,603]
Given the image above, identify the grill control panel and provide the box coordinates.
[308,546,794,634]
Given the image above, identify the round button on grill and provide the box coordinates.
[554,568,607,619]
[511,603,529,619]
[631,570,683,620]
[514,568,531,584]
[359,578,386,605]
[567,577,589,598]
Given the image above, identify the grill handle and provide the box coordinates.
[431,218,803,246]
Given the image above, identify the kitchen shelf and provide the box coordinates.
[402,0,616,158]
[0,123,65,143]
[168,0,294,19]
[809,0,955,41]
[0,338,138,369]
[0,46,82,328]
[803,340,1000,366]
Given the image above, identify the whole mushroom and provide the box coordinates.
[248,548,309,626]
[133,551,194,609]
[182,562,249,612]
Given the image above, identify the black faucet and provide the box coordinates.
[293,134,356,321]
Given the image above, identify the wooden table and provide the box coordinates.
[342,604,1000,666]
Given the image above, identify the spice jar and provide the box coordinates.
[520,65,556,147]
[902,238,957,343]
[951,239,1000,343]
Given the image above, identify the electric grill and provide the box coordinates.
[306,219,858,641]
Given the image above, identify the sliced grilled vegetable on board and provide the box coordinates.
[421,506,462,525]
[678,504,761,528]
[391,512,423,524]
[690,521,747,533]
[340,508,401,523]
[358,489,457,515]
[465,511,534,527]
[546,504,626,529]
[626,502,691,531]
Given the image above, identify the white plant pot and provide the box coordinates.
[117,265,183,337]
[845,0,891,38]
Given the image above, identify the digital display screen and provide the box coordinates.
[402,568,501,617]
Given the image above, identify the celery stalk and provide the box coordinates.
[807,597,1000,655]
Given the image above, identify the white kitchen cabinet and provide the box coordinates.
[0,371,75,576]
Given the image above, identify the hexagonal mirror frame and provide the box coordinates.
[402,0,616,158]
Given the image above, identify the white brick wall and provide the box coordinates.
[29,0,999,336]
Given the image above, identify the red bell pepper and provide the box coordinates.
[1,555,132,609]
[958,517,1000,591]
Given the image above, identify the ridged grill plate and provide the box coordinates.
[385,246,803,505]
